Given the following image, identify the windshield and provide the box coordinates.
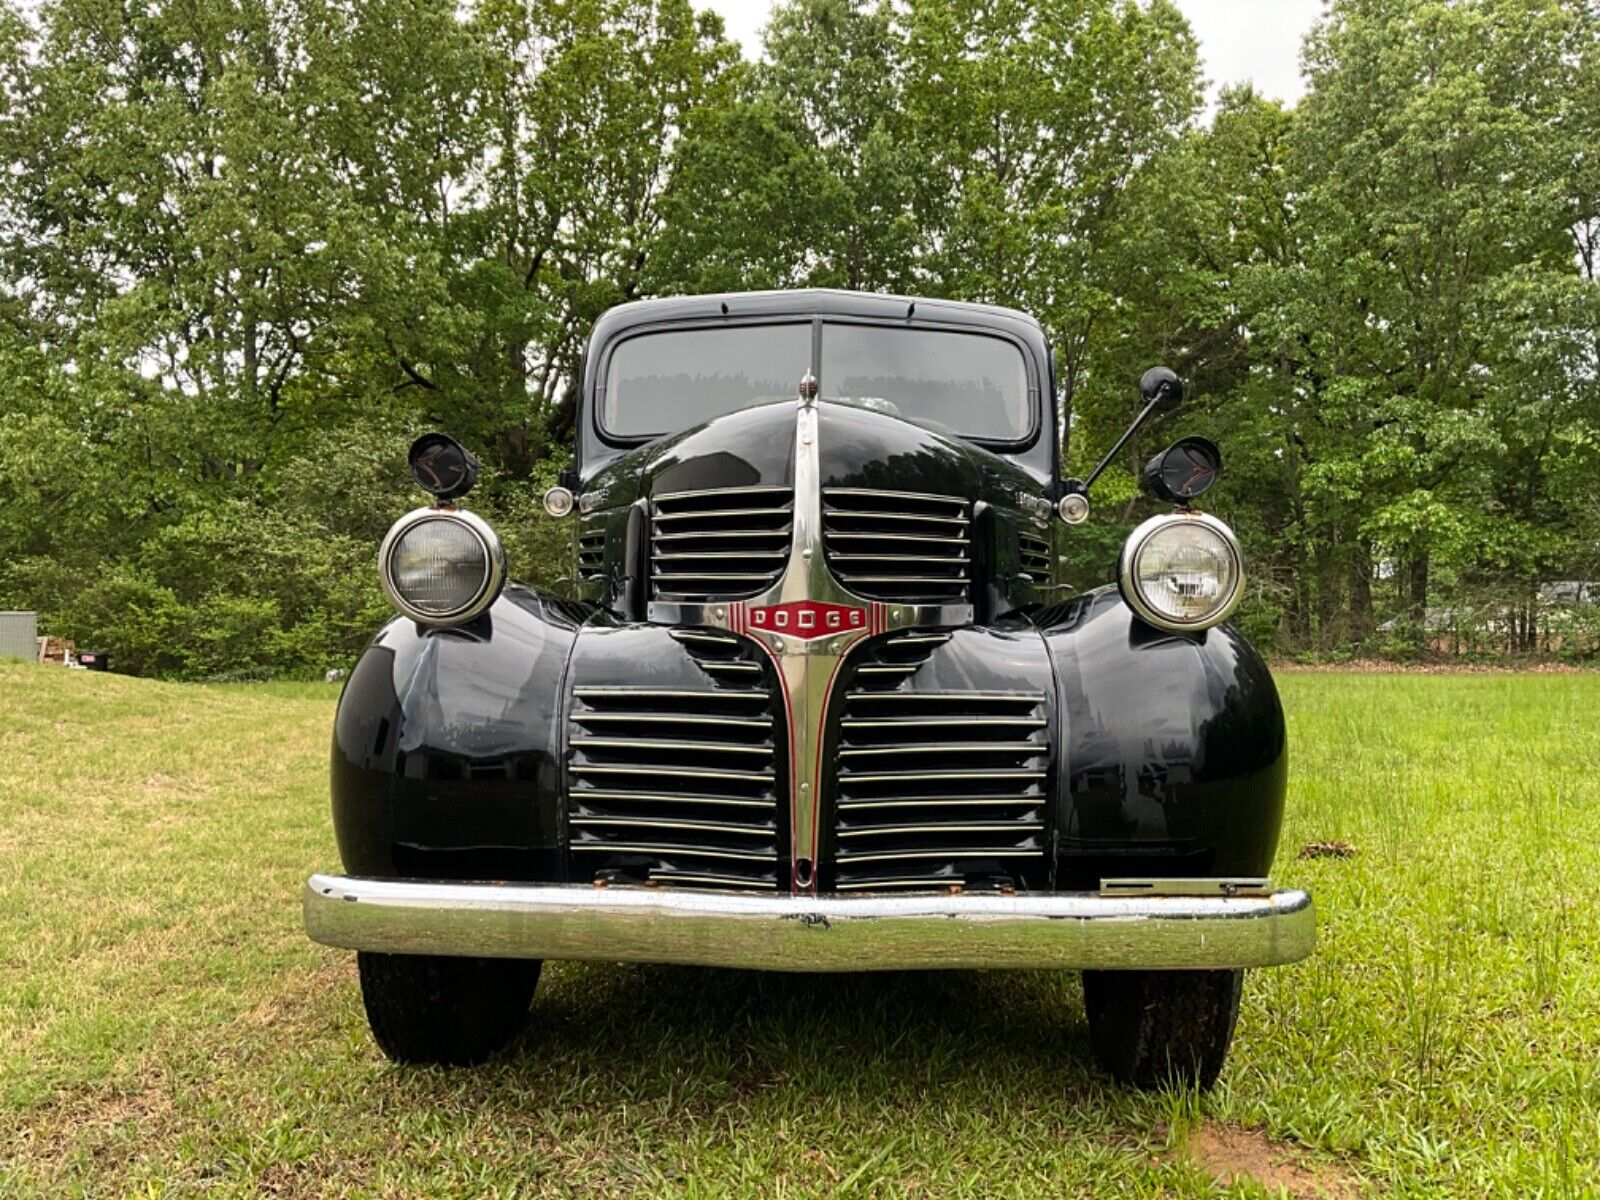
[602,321,1033,441]
[821,324,1030,440]
[602,324,811,437]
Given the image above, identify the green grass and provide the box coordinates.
[1,662,1597,1197]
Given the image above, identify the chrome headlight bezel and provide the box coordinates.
[1118,511,1244,633]
[379,507,506,626]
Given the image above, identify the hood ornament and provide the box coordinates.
[798,371,819,408]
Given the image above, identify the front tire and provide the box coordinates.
[357,952,541,1066]
[1081,968,1243,1090]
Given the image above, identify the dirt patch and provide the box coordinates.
[1298,839,1357,860]
[8,1073,180,1180]
[1182,1124,1360,1199]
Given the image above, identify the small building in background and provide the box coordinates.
[0,612,38,661]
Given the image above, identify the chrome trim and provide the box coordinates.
[653,529,792,542]
[836,847,1041,863]
[649,870,779,889]
[825,532,970,544]
[578,790,772,809]
[653,508,792,523]
[821,486,971,506]
[847,691,1040,703]
[568,843,773,862]
[570,816,774,837]
[1117,511,1245,633]
[305,876,1316,971]
[823,509,969,526]
[570,737,773,757]
[837,822,1045,838]
[1101,876,1272,897]
[836,575,971,585]
[844,769,1047,782]
[574,713,771,729]
[378,507,506,627]
[574,687,767,701]
[667,630,741,645]
[837,796,1043,809]
[841,716,1044,728]
[654,571,777,581]
[569,764,775,782]
[656,551,781,561]
[652,484,792,503]
[839,742,1045,756]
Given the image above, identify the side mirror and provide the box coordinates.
[408,433,479,502]
[1140,366,1184,412]
[1142,436,1220,503]
[1075,366,1188,496]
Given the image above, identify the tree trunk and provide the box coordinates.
[1407,553,1429,627]
[1348,548,1375,643]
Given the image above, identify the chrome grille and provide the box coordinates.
[1018,530,1051,584]
[566,631,784,889]
[829,637,1048,892]
[822,488,971,603]
[577,518,606,584]
[651,486,793,602]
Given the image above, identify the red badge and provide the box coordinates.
[743,600,867,640]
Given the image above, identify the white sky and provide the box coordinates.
[700,0,1323,106]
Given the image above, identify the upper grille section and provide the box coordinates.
[1018,530,1051,584]
[822,488,971,603]
[566,631,784,890]
[651,486,793,603]
[577,517,607,585]
[830,635,1049,892]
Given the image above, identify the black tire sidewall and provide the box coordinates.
[357,952,541,1066]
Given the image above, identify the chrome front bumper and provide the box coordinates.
[304,875,1315,972]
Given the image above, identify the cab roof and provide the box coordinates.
[587,288,1047,348]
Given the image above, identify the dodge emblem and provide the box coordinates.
[741,600,867,640]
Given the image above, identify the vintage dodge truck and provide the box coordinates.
[304,289,1314,1087]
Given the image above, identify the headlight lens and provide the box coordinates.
[379,509,505,624]
[1119,513,1243,632]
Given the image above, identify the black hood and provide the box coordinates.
[582,400,1027,513]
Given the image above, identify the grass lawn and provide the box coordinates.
[1,662,1597,1197]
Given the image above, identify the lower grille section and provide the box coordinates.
[831,645,1049,892]
[567,633,784,889]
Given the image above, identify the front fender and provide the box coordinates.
[1038,588,1287,888]
[330,585,592,880]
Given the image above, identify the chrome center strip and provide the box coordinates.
[644,388,977,893]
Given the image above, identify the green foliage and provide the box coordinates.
[0,0,1596,673]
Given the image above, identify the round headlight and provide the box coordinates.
[379,508,505,625]
[542,486,575,518]
[1058,492,1090,525]
[1118,512,1243,632]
